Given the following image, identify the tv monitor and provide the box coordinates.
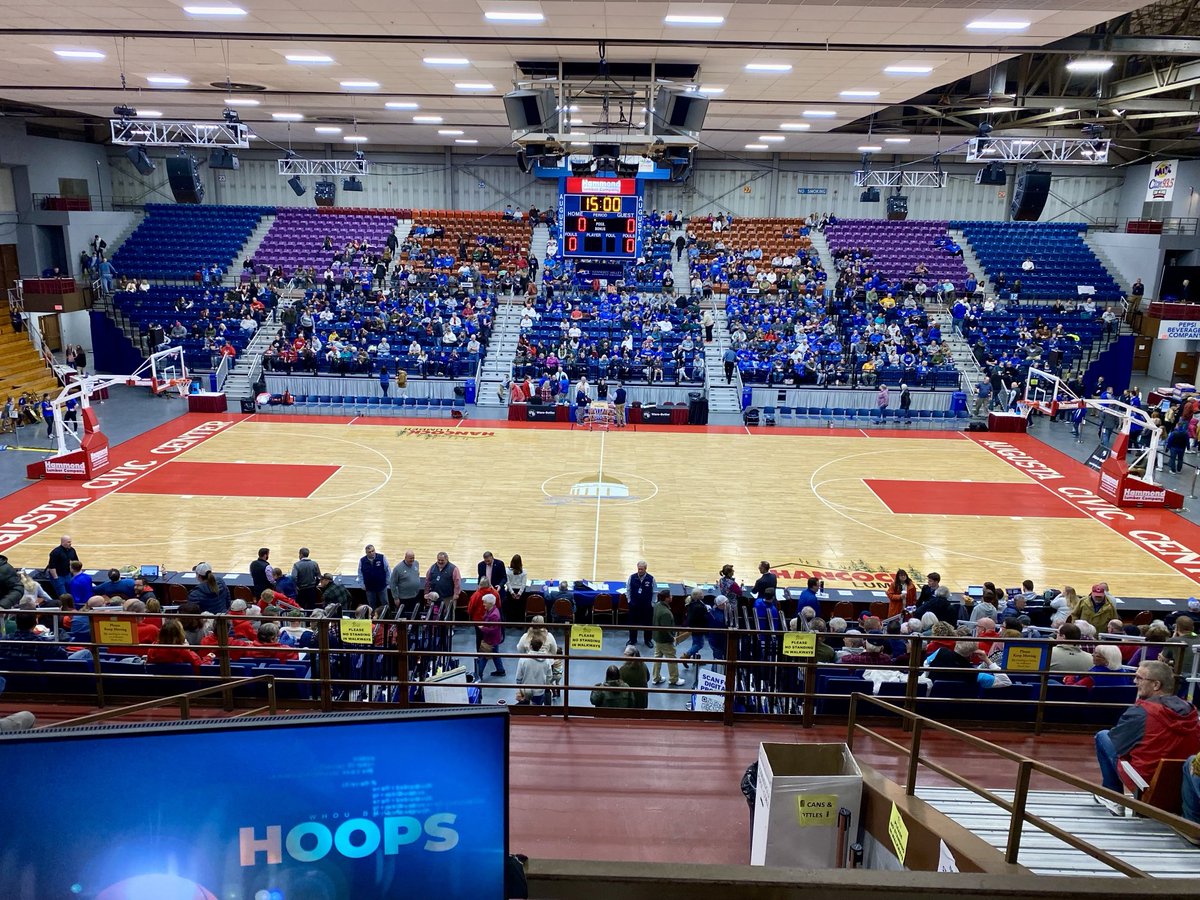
[139,564,160,579]
[0,708,508,899]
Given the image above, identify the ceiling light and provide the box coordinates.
[665,14,725,24]
[802,110,837,118]
[779,122,810,130]
[147,75,189,86]
[54,49,105,60]
[1066,59,1114,73]
[340,80,380,89]
[981,106,1019,113]
[698,86,725,95]
[183,5,246,15]
[424,57,470,66]
[455,82,494,91]
[272,112,303,121]
[966,20,1030,31]
[315,126,342,134]
[884,137,910,144]
[438,129,464,135]
[485,11,544,22]
[224,97,260,106]
[1052,106,1066,113]
[344,135,368,143]
[413,115,443,123]
[385,101,419,110]
[137,110,163,118]
[286,54,334,64]
[885,65,934,75]
[745,63,792,73]
[858,145,882,152]
[558,104,580,112]
[840,90,880,98]
[757,135,785,142]
[455,139,479,144]
[570,117,584,125]
[569,141,588,147]
[745,143,769,150]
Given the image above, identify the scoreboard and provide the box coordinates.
[560,176,642,261]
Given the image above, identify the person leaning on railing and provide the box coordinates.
[1093,659,1200,817]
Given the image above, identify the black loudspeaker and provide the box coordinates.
[859,187,880,203]
[654,88,710,134]
[976,162,1006,185]
[886,194,909,221]
[502,89,558,133]
[126,146,156,176]
[314,180,336,207]
[165,155,204,204]
[1011,170,1051,221]
[240,398,256,413]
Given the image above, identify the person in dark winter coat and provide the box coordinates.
[0,554,23,609]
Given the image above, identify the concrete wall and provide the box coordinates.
[1086,232,1164,298]
[63,210,139,275]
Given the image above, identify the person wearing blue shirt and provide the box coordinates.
[754,591,783,634]
[796,577,823,619]
[69,562,94,609]
[98,568,135,600]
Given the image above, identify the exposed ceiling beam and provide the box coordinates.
[1044,34,1200,55]
[1111,58,1200,98]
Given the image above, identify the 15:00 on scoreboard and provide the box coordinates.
[563,193,639,259]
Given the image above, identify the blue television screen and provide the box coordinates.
[0,708,508,900]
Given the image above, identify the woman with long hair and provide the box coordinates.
[147,618,206,672]
[505,553,528,623]
[886,569,916,619]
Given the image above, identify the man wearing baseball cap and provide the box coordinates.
[1070,583,1117,631]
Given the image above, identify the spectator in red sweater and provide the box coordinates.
[468,577,498,623]
[147,619,207,672]
[245,622,299,662]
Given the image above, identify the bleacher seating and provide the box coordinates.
[825,219,970,290]
[403,209,531,289]
[254,207,398,278]
[688,217,820,294]
[951,220,1122,302]
[112,204,272,281]
[966,303,1104,375]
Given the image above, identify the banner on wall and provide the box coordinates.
[1145,159,1178,202]
[1158,320,1200,340]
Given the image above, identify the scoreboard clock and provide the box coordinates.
[560,176,642,260]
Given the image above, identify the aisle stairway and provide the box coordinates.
[948,228,988,287]
[668,228,690,292]
[531,223,550,273]
[1083,232,1133,297]
[925,299,982,413]
[916,786,1195,878]
[806,229,836,290]
[475,300,523,408]
[0,328,58,398]
[704,304,742,416]
[222,213,278,286]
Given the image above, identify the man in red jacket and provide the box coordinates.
[1094,659,1200,815]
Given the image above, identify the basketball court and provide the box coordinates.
[3,410,1200,601]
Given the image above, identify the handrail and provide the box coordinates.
[846,692,1200,877]
[41,674,279,729]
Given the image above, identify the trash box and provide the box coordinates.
[950,390,967,413]
[463,378,477,404]
[749,742,863,868]
[741,386,753,409]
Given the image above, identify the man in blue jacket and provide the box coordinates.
[627,561,656,649]
[358,544,390,609]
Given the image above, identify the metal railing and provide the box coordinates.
[45,673,279,728]
[32,194,144,214]
[847,693,1200,877]
[1089,217,1200,236]
[0,613,1184,731]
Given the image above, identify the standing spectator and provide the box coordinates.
[886,569,917,619]
[425,551,462,610]
[358,544,390,609]
[898,384,912,426]
[291,547,321,610]
[752,561,777,600]
[505,554,528,622]
[475,595,506,681]
[379,365,391,398]
[613,382,627,427]
[388,549,422,619]
[188,562,230,615]
[68,561,94,609]
[973,376,991,417]
[0,553,25,609]
[46,535,78,599]
[723,346,737,383]
[679,588,711,666]
[250,548,274,597]
[1093,660,1200,815]
[875,383,890,422]
[627,560,656,648]
[702,309,714,343]
[478,551,508,617]
[40,393,54,440]
[651,589,684,686]
[1168,423,1188,474]
[1071,584,1118,631]
[620,645,651,709]
[514,637,551,706]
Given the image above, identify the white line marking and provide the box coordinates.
[744,425,752,436]
[591,428,606,582]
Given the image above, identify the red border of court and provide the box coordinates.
[969,432,1200,587]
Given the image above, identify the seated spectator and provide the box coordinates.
[620,645,651,709]
[188,562,230,615]
[272,567,297,600]
[1105,618,1139,663]
[968,589,1000,624]
[925,640,1002,688]
[514,637,551,706]
[247,621,300,662]
[826,616,848,650]
[840,638,892,668]
[1064,644,1130,690]
[590,664,635,708]
[1,611,67,660]
[1130,622,1171,666]
[18,573,53,607]
[1050,622,1092,672]
[1093,660,1200,816]
[147,619,207,672]
[1163,616,1200,679]
[70,595,106,644]
[973,617,1000,655]
[914,584,956,624]
[98,568,135,600]
[280,609,315,648]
